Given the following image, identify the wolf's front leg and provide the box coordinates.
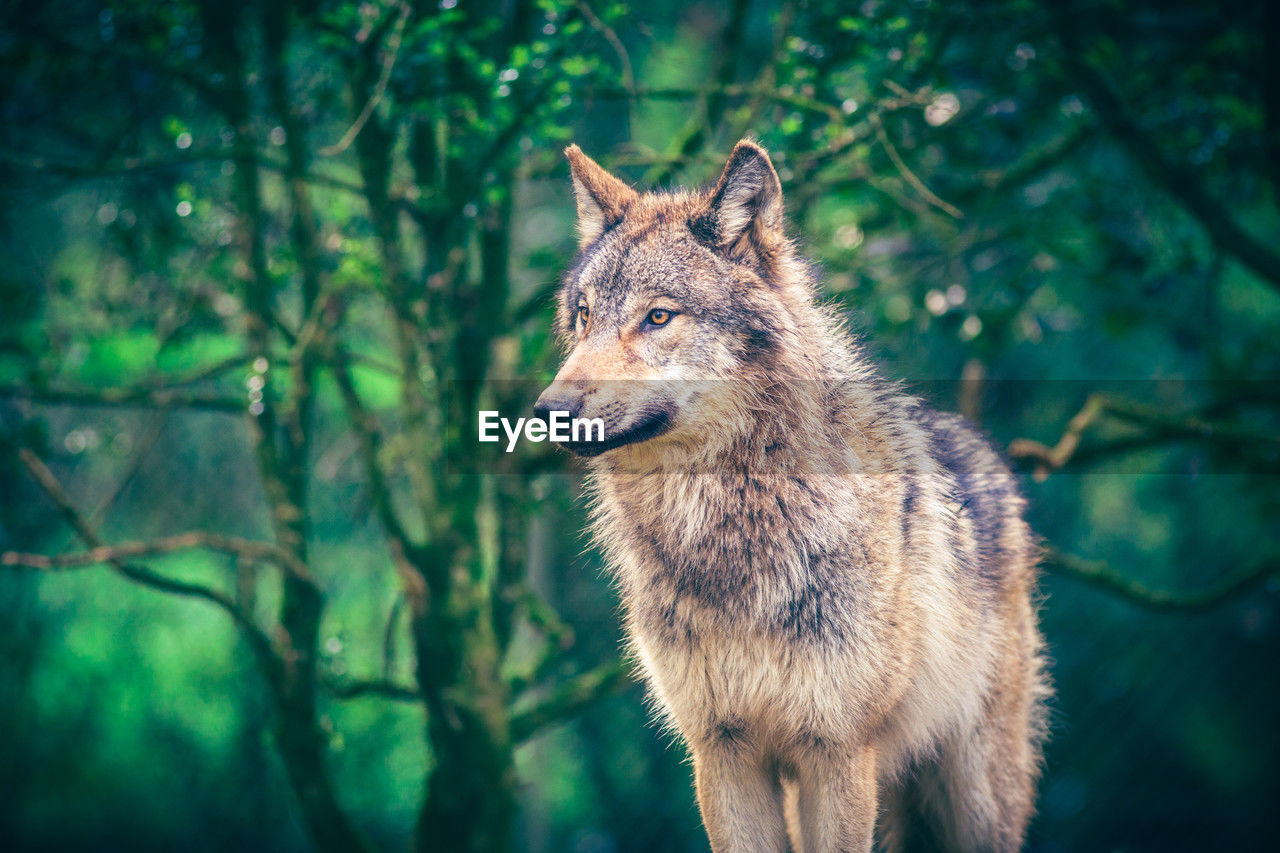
[792,743,878,853]
[692,743,790,853]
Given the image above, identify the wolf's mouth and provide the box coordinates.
[562,409,673,457]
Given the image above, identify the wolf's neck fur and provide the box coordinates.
[583,293,925,626]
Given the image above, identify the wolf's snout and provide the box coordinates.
[532,387,583,423]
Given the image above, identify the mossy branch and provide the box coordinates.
[511,658,633,743]
[321,675,422,703]
[0,355,250,413]
[1042,547,1278,613]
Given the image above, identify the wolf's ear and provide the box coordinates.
[691,140,785,263]
[565,145,637,248]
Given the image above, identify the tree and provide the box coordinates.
[4,2,634,849]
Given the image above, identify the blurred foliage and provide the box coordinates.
[1,0,1278,850]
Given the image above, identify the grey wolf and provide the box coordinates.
[534,140,1049,852]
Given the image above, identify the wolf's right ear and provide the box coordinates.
[690,140,785,264]
[565,145,637,249]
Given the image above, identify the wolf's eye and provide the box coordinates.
[645,308,674,327]
[576,304,590,327]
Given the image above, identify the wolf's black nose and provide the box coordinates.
[533,392,582,424]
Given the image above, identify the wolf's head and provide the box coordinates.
[536,140,829,459]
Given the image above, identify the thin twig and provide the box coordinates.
[645,0,758,187]
[3,529,313,582]
[324,345,428,610]
[726,1,797,142]
[0,352,252,413]
[870,112,963,219]
[382,593,405,678]
[319,3,412,157]
[1008,394,1108,480]
[576,1,636,120]
[85,411,168,530]
[0,146,389,205]
[505,584,580,695]
[963,125,1089,200]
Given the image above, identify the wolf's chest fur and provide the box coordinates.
[589,432,996,773]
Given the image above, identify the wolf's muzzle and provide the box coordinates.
[532,390,583,424]
[533,385,675,457]
[564,408,671,457]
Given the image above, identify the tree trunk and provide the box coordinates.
[411,542,517,853]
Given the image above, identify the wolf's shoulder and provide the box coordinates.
[902,402,1032,586]
[908,405,1017,486]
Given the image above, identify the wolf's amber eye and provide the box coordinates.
[645,308,673,327]
[576,304,590,326]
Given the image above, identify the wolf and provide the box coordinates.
[534,140,1049,852]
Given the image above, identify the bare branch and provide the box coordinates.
[3,529,313,582]
[1008,394,1108,480]
[0,146,377,202]
[725,1,797,143]
[512,279,560,324]
[325,350,417,552]
[7,448,281,668]
[643,0,765,187]
[520,586,575,649]
[961,125,1089,200]
[1099,398,1280,446]
[383,594,406,678]
[84,412,168,531]
[505,585,580,695]
[1009,394,1280,479]
[588,83,847,121]
[1042,547,1277,613]
[511,658,632,743]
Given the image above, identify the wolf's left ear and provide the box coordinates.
[691,140,785,263]
[565,145,638,249]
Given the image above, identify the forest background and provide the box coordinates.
[1,0,1278,850]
